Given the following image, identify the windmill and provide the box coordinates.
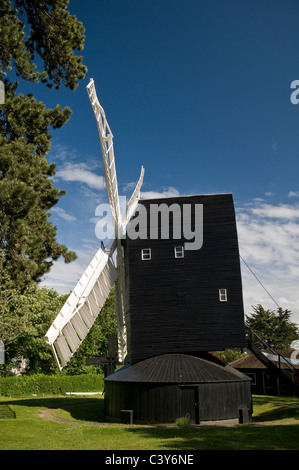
[45,80,298,425]
[45,78,144,370]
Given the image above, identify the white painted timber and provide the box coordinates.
[87,79,129,361]
[46,79,145,369]
[45,247,118,369]
[121,165,145,234]
[87,78,122,229]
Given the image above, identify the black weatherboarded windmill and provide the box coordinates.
[46,79,252,425]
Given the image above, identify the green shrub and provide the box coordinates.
[0,373,104,397]
[175,414,192,427]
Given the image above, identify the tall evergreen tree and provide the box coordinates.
[0,0,87,89]
[246,304,299,349]
[0,1,88,370]
[0,0,87,289]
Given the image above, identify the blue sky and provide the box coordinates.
[19,0,299,325]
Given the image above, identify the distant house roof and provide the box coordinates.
[230,350,299,370]
[230,354,267,369]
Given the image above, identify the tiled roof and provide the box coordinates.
[230,354,267,369]
[230,349,299,370]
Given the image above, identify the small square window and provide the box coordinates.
[219,288,227,302]
[141,248,151,260]
[174,246,184,258]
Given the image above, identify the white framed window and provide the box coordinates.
[174,246,184,258]
[219,288,227,302]
[141,248,151,260]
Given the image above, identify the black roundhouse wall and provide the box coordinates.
[104,379,252,424]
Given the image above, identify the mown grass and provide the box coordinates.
[0,394,298,450]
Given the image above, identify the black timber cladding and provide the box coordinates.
[104,378,252,424]
[104,354,252,424]
[105,353,251,384]
[125,193,246,364]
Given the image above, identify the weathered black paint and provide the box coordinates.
[104,193,252,424]
[104,354,252,424]
[124,194,245,364]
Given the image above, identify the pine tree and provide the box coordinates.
[0,0,87,289]
[246,304,299,349]
[0,1,87,89]
[0,1,88,370]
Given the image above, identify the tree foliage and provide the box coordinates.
[215,349,246,365]
[246,304,299,350]
[62,288,118,376]
[0,88,76,288]
[0,273,68,375]
[0,1,87,288]
[0,264,117,376]
[0,1,88,370]
[0,0,87,89]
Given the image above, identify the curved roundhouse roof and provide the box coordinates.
[105,353,251,384]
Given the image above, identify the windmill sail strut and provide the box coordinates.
[45,79,144,370]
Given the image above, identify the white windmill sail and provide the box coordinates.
[45,78,144,370]
[86,78,144,361]
[45,247,118,370]
[86,78,126,360]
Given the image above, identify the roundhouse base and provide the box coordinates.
[104,353,252,425]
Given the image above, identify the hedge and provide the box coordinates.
[0,373,104,397]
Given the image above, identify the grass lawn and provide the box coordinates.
[0,394,298,450]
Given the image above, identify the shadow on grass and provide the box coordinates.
[0,396,105,423]
[0,404,16,419]
[253,405,299,423]
[121,423,299,450]
[1,396,299,449]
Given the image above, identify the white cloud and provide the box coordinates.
[50,143,77,162]
[40,245,99,294]
[51,207,77,222]
[272,141,278,154]
[141,186,181,200]
[288,191,299,198]
[55,162,106,190]
[43,193,299,327]
[250,202,299,220]
[123,181,138,193]
[236,199,299,324]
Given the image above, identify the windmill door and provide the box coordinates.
[179,386,199,424]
